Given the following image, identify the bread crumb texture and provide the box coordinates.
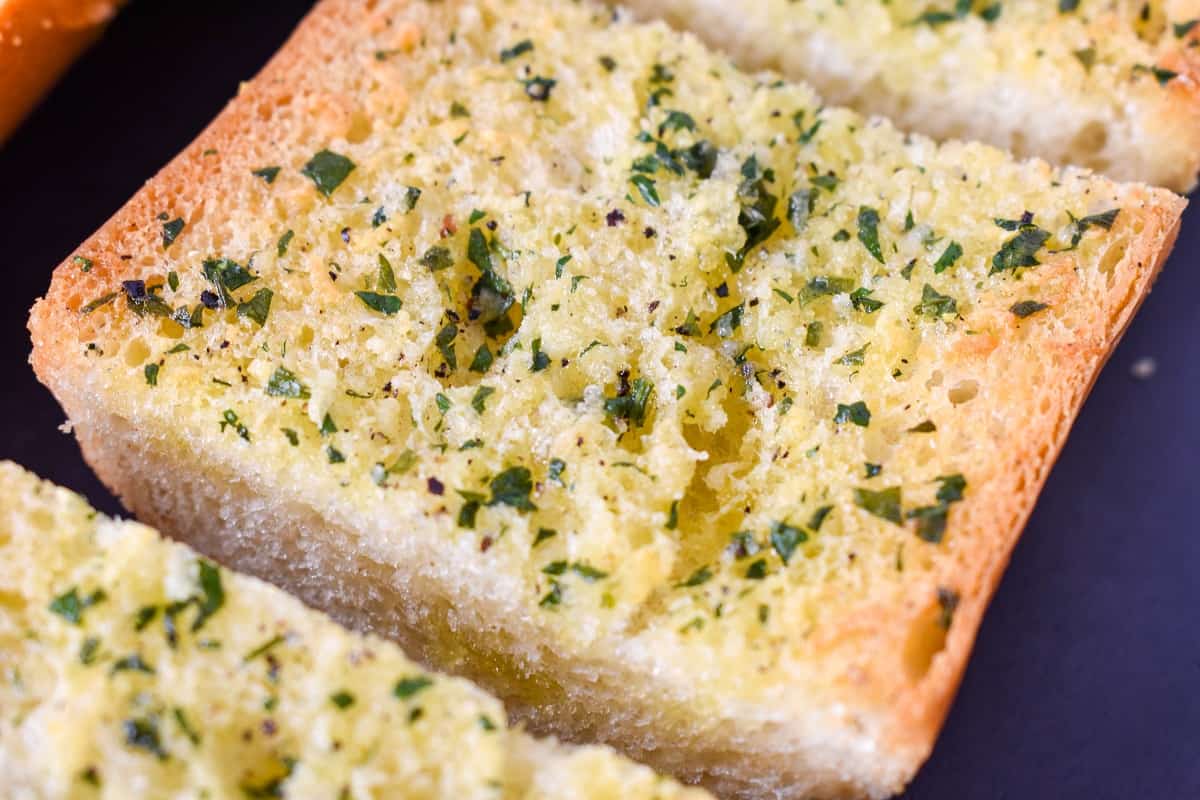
[28,0,1184,797]
[0,462,709,800]
[622,0,1200,191]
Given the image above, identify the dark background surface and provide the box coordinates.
[1,2,1197,796]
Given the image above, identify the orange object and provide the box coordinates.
[0,0,121,142]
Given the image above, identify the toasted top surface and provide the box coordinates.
[625,0,1200,190]
[30,0,1184,772]
[0,462,707,800]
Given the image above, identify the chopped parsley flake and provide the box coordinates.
[355,291,401,315]
[161,217,185,248]
[252,166,281,184]
[853,486,903,524]
[393,676,433,699]
[301,149,356,196]
[834,401,871,427]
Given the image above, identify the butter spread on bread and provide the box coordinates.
[29,0,1186,797]
[0,462,710,800]
[621,0,1200,191]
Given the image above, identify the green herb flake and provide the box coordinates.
[49,587,106,625]
[330,691,356,709]
[709,304,744,337]
[401,186,422,212]
[933,241,963,273]
[853,486,903,524]
[937,587,960,629]
[849,287,883,313]
[394,676,434,699]
[265,366,309,399]
[488,466,536,511]
[123,716,168,760]
[144,363,160,386]
[522,76,557,101]
[539,581,563,607]
[252,166,281,184]
[530,337,551,371]
[678,566,713,587]
[665,499,679,530]
[320,413,338,436]
[571,562,608,582]
[834,401,871,427]
[472,385,496,414]
[805,321,823,348]
[837,343,870,366]
[79,636,101,666]
[173,708,201,746]
[378,254,397,293]
[355,291,401,315]
[991,225,1051,274]
[769,520,808,565]
[301,149,356,197]
[469,344,494,373]
[162,218,185,249]
[726,155,781,271]
[499,39,534,62]
[744,559,768,580]
[1010,300,1049,318]
[277,229,294,257]
[547,458,566,486]
[421,245,453,272]
[389,449,418,475]
[237,288,273,326]
[192,560,225,631]
[603,376,654,427]
[111,653,155,675]
[913,284,957,318]
[857,206,885,264]
[243,634,286,663]
[807,505,833,531]
[630,174,660,207]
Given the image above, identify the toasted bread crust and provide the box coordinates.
[0,0,120,142]
[28,0,1188,797]
[881,191,1183,761]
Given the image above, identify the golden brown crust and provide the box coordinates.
[879,193,1185,763]
[26,0,1190,797]
[0,0,120,142]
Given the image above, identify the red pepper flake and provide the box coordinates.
[440,215,457,237]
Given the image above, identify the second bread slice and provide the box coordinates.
[622,0,1200,191]
[0,461,709,800]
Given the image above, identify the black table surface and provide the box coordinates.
[2,2,1197,796]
